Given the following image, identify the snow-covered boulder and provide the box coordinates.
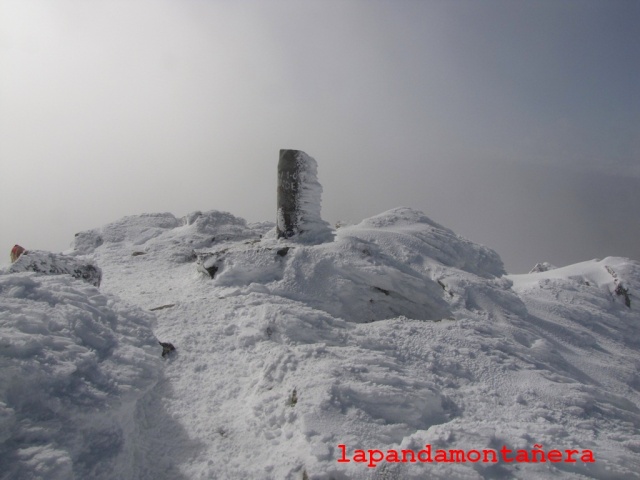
[8,250,102,287]
[74,210,269,264]
[344,207,506,279]
[188,207,518,323]
[510,257,639,344]
[73,213,181,254]
[0,272,161,480]
[529,261,557,273]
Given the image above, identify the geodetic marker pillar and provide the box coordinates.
[276,149,333,243]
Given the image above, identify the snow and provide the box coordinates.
[529,262,558,273]
[8,250,103,288]
[1,207,639,479]
[0,273,161,480]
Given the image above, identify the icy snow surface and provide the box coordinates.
[0,273,161,479]
[1,207,639,479]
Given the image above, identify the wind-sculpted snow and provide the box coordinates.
[0,273,161,480]
[197,235,455,323]
[6,207,639,479]
[8,250,102,287]
[73,210,268,261]
[73,212,181,254]
[353,207,506,279]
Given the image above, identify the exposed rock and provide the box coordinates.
[8,250,102,287]
[615,284,631,308]
[150,304,176,311]
[196,245,294,281]
[606,265,632,308]
[287,388,298,407]
[529,262,557,273]
[196,249,227,279]
[204,265,219,278]
[373,286,390,296]
[159,341,176,357]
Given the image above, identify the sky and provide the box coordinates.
[1,0,638,273]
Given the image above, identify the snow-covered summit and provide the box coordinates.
[2,207,639,479]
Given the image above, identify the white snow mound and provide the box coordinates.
[0,272,161,480]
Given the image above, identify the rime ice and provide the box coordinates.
[276,149,333,243]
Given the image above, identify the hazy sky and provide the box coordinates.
[1,0,638,272]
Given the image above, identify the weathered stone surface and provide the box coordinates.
[276,149,333,243]
[277,149,301,239]
[150,304,176,311]
[159,341,176,357]
[8,250,102,287]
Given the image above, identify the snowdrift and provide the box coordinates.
[2,207,639,479]
[0,273,161,480]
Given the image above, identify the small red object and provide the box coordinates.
[10,244,26,263]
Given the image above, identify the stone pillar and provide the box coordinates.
[276,149,333,243]
[277,149,301,239]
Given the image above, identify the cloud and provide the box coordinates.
[0,0,638,272]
